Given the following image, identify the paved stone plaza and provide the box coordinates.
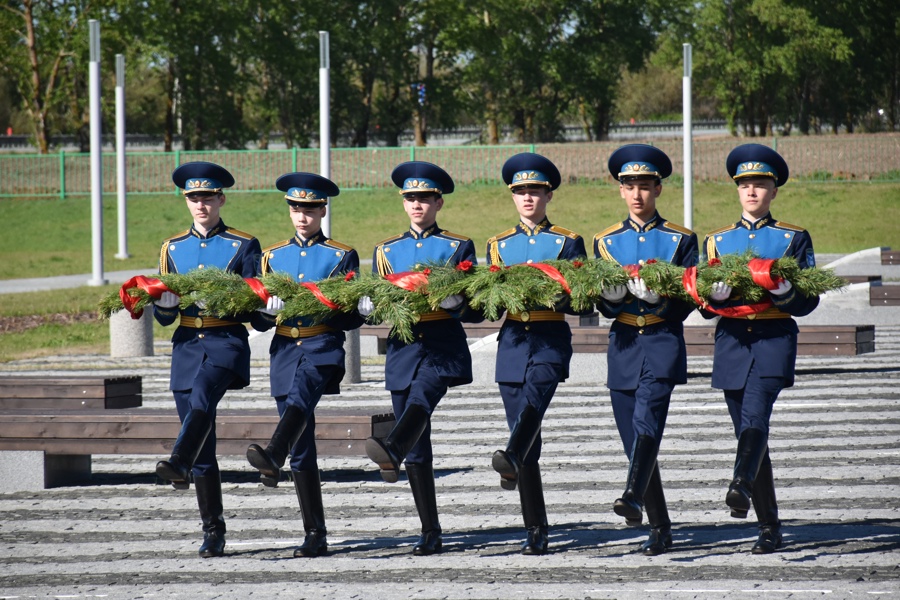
[0,251,898,599]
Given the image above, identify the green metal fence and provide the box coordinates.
[2,135,899,198]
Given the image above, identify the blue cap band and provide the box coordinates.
[401,177,443,195]
[618,162,662,179]
[734,161,778,181]
[508,169,550,188]
[183,177,224,194]
[285,187,327,203]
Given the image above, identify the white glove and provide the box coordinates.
[257,295,284,316]
[770,279,793,296]
[626,277,660,304]
[600,285,628,302]
[154,291,181,309]
[357,296,374,317]
[194,299,207,310]
[439,294,465,310]
[709,281,732,302]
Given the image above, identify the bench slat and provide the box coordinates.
[0,397,142,410]
[0,408,395,457]
[0,438,375,457]
[0,376,141,399]
[870,283,900,306]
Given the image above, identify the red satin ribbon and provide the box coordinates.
[384,271,429,292]
[523,263,571,294]
[301,282,340,310]
[623,264,642,279]
[243,278,271,304]
[747,258,784,291]
[119,275,171,319]
[682,266,773,317]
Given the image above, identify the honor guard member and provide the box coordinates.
[593,144,698,555]
[245,173,363,558]
[153,162,262,558]
[361,161,481,556]
[702,144,819,554]
[486,152,588,555]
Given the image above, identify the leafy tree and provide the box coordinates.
[0,0,102,153]
[693,0,851,136]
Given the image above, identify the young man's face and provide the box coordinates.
[511,185,552,224]
[290,204,326,238]
[619,177,661,223]
[737,177,778,220]
[185,192,225,229]
[403,192,443,231]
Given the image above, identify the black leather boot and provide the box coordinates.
[247,404,308,486]
[726,428,768,518]
[750,451,782,554]
[613,434,659,525]
[406,463,442,556]
[365,404,430,483]
[518,462,549,555]
[492,404,541,491]
[293,469,328,557]
[641,464,673,556]
[156,409,212,487]
[195,473,226,558]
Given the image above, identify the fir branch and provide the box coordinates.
[419,260,476,310]
[98,272,203,319]
[187,268,264,317]
[263,271,363,325]
[697,251,846,302]
[638,260,691,302]
[464,263,564,321]
[349,272,432,344]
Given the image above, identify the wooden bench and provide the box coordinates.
[882,247,898,265]
[0,376,142,409]
[0,407,395,489]
[840,275,882,285]
[869,282,900,306]
[362,320,875,356]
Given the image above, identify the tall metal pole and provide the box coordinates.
[319,31,331,237]
[88,20,107,286]
[321,31,359,384]
[114,54,130,259]
[682,43,693,231]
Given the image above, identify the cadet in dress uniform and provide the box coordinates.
[361,161,481,556]
[153,162,262,558]
[702,144,819,554]
[486,152,588,555]
[245,173,363,558]
[593,144,698,555]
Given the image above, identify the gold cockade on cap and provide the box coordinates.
[623,163,653,174]
[739,162,766,172]
[290,189,320,200]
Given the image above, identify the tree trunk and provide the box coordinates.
[164,62,175,152]
[23,0,49,153]
[485,89,499,144]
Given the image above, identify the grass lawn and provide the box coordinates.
[1,180,897,361]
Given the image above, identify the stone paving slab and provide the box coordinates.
[0,328,898,599]
[1,249,899,598]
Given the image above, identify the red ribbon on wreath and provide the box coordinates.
[119,275,171,319]
[243,278,271,305]
[384,271,430,292]
[747,258,785,291]
[681,266,774,317]
[523,263,571,294]
[301,282,340,310]
[623,264,642,279]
